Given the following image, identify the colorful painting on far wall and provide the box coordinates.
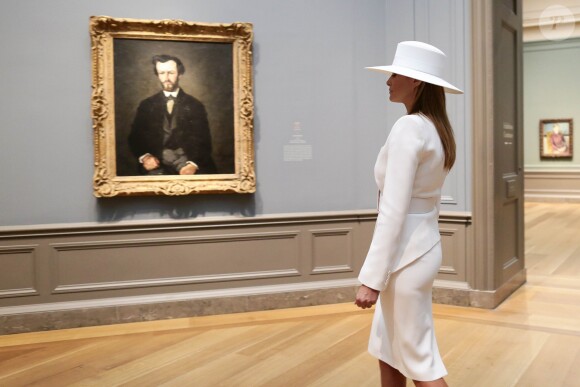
[540,118,573,159]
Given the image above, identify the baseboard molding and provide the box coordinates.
[468,269,527,309]
[433,269,527,309]
[0,278,360,316]
[0,270,524,336]
[525,170,580,202]
[525,193,580,203]
[0,279,360,335]
[0,271,523,335]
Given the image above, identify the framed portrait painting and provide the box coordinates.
[539,118,573,159]
[90,16,255,196]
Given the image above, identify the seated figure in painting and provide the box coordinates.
[549,124,569,156]
[128,54,217,175]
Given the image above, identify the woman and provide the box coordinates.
[550,124,568,155]
[354,41,463,387]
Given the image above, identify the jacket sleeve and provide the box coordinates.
[358,116,425,291]
[128,101,147,158]
[128,99,162,159]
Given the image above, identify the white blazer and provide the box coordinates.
[358,114,447,291]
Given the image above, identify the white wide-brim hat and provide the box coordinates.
[366,41,463,94]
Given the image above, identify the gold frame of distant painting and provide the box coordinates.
[90,16,255,197]
[539,118,573,159]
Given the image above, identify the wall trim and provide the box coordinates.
[0,279,362,335]
[523,36,580,51]
[0,278,359,317]
[471,0,495,291]
[0,271,518,335]
[525,168,580,174]
[525,170,580,202]
[52,270,303,294]
[0,289,38,299]
[1,271,521,336]
[525,193,580,202]
[1,210,473,237]
[0,210,380,238]
[439,211,472,224]
[1,275,498,316]
[0,245,39,298]
[432,269,526,309]
[468,269,527,309]
[50,231,302,293]
[310,228,354,274]
[0,210,474,335]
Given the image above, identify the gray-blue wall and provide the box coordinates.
[0,0,470,227]
[524,38,580,170]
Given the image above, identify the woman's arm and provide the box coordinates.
[358,116,425,291]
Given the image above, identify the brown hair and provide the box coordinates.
[410,82,456,170]
[152,55,185,75]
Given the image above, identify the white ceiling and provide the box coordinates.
[523,0,580,23]
[522,0,580,41]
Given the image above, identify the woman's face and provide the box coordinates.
[386,73,421,108]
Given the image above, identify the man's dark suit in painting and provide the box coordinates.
[128,89,217,175]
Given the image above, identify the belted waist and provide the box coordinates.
[377,191,439,214]
[408,197,438,214]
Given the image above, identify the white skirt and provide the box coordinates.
[367,241,447,381]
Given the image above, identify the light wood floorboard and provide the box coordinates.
[1,202,579,386]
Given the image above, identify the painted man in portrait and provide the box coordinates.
[128,55,217,175]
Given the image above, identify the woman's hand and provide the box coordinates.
[355,285,380,309]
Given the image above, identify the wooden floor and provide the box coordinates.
[1,202,580,386]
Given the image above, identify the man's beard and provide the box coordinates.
[162,80,179,92]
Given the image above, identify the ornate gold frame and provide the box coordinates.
[90,16,255,197]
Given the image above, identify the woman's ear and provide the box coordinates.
[412,79,423,89]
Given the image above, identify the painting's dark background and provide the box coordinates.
[114,38,235,176]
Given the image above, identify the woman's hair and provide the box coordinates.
[410,82,456,170]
